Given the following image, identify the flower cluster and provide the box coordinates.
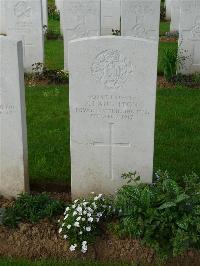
[58,193,112,253]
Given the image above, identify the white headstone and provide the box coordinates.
[42,0,48,27]
[121,0,160,41]
[0,36,29,198]
[165,0,172,20]
[170,0,181,31]
[178,0,200,74]
[101,0,121,35]
[0,0,6,35]
[63,0,101,70]
[69,36,158,198]
[4,0,44,72]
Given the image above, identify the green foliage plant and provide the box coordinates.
[162,46,178,81]
[29,62,68,84]
[112,171,200,260]
[48,5,60,21]
[3,193,65,228]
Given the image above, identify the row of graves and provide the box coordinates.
[0,0,200,199]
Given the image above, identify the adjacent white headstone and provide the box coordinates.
[178,0,200,74]
[165,0,172,20]
[42,0,48,27]
[63,0,101,70]
[69,36,158,198]
[0,36,29,198]
[101,0,121,35]
[170,0,181,31]
[4,0,44,72]
[121,0,160,41]
[0,0,6,35]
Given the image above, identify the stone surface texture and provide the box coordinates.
[101,0,121,35]
[63,0,101,70]
[4,0,44,72]
[170,0,181,31]
[121,0,160,41]
[178,0,200,74]
[69,36,158,198]
[42,0,48,27]
[0,36,29,198]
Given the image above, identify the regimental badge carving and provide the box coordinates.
[131,24,146,38]
[91,50,133,89]
[191,16,200,40]
[68,0,98,16]
[130,2,154,16]
[14,1,31,18]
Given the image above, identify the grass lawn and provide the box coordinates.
[45,39,64,70]
[160,21,170,36]
[26,85,200,184]
[26,85,70,183]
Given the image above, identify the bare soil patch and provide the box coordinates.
[1,192,200,265]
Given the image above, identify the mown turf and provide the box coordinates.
[26,85,70,183]
[154,87,200,177]
[160,21,170,36]
[26,85,200,184]
[45,39,64,70]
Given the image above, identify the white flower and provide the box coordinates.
[69,244,77,252]
[73,211,77,216]
[76,206,82,213]
[74,221,80,227]
[97,212,102,217]
[64,214,69,220]
[58,219,60,223]
[88,217,93,223]
[82,241,87,245]
[79,231,83,235]
[76,216,81,221]
[83,210,87,215]
[82,217,86,221]
[87,212,91,217]
[91,192,95,194]
[96,218,100,222]
[67,224,71,229]
[81,241,87,253]
[58,228,62,234]
[72,204,76,209]
[87,207,93,212]
[86,226,91,232]
[62,223,65,227]
[63,235,67,239]
[83,202,88,207]
[65,207,70,212]
[74,199,79,203]
[94,196,99,201]
[92,202,97,209]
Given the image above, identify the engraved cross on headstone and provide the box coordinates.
[92,123,130,180]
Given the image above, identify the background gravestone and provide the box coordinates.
[63,0,101,70]
[0,36,29,198]
[69,36,158,198]
[42,0,48,27]
[5,0,44,72]
[121,0,160,41]
[178,0,200,74]
[170,0,181,32]
[0,0,6,34]
[101,0,121,35]
[165,0,172,20]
